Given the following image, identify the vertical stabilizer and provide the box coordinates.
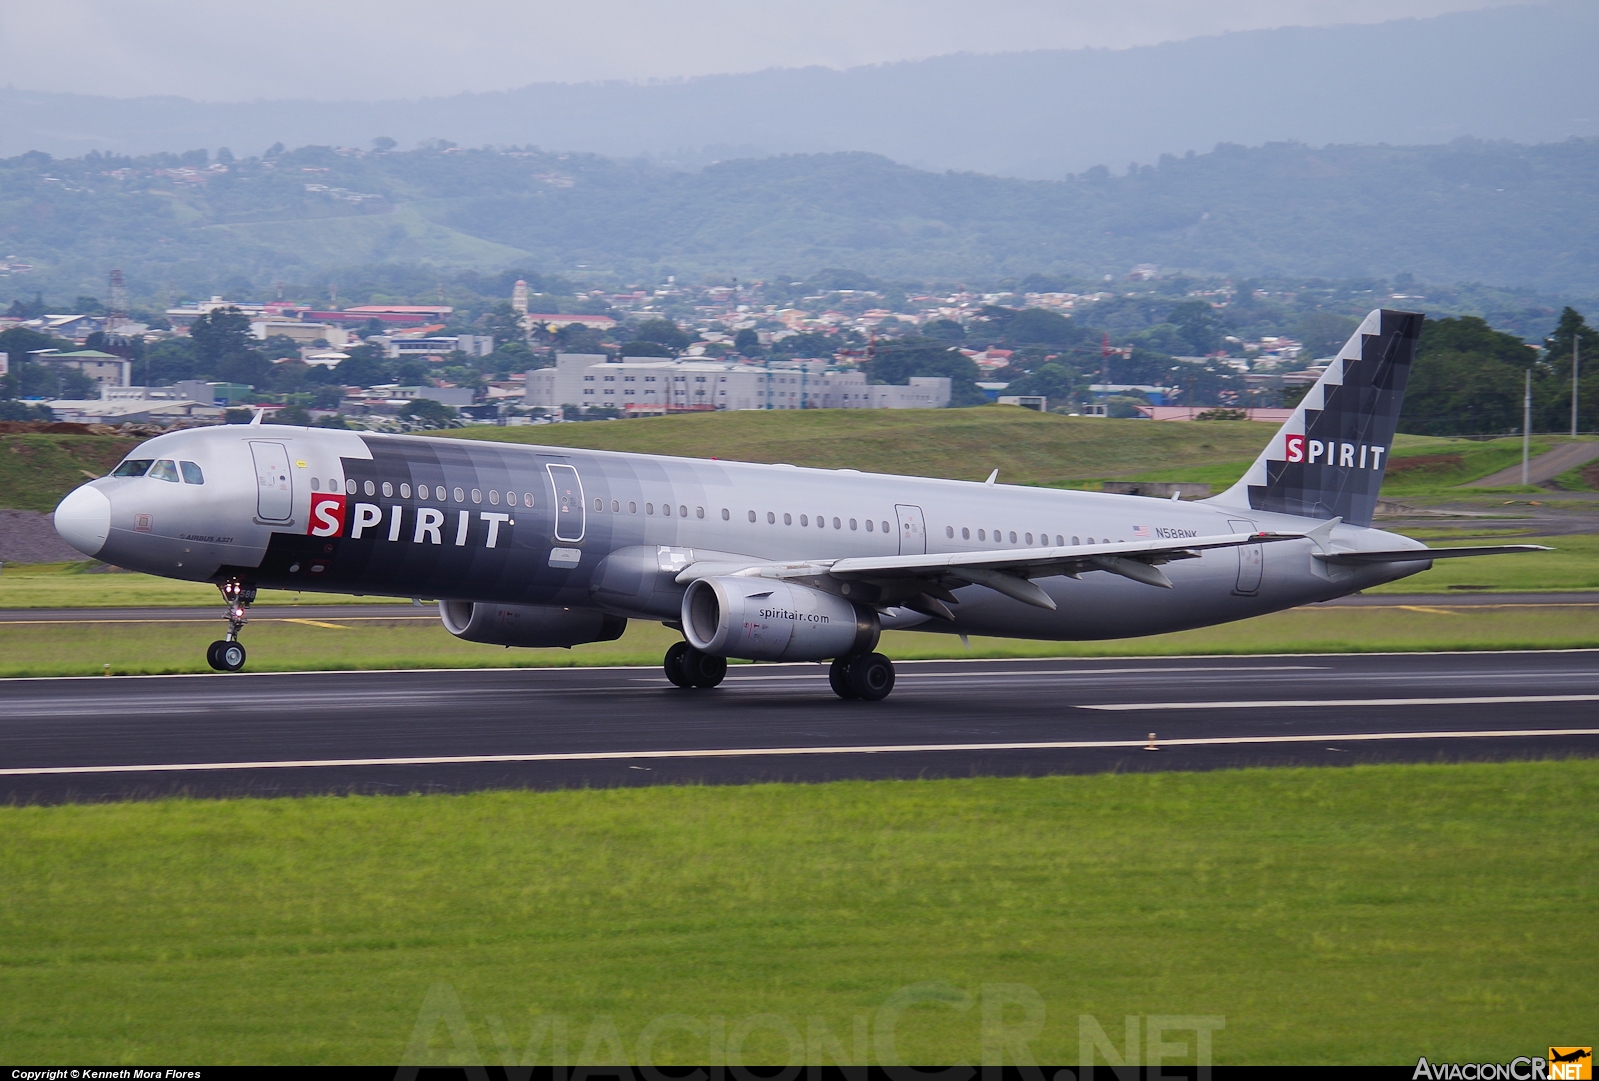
[1208,308,1422,527]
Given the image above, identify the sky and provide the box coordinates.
[0,0,1528,102]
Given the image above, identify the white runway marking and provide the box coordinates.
[1081,694,1599,711]
[3,728,1596,777]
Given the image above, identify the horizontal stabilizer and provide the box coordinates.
[1315,544,1551,565]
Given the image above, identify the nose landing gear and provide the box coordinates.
[207,578,256,672]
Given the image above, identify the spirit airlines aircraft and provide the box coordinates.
[53,310,1542,700]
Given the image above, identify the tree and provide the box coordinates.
[618,340,674,358]
[867,339,986,406]
[921,318,966,342]
[333,344,391,388]
[73,296,105,316]
[1538,307,1599,434]
[1166,300,1222,355]
[771,330,840,357]
[633,318,693,353]
[267,405,312,425]
[0,400,52,421]
[733,328,761,354]
[311,384,346,409]
[1006,308,1079,346]
[0,326,56,369]
[260,334,303,360]
[554,324,607,353]
[400,399,459,428]
[1296,312,1360,359]
[475,303,525,343]
[1400,316,1535,436]
[5,293,45,320]
[372,136,397,152]
[1003,361,1081,405]
[189,305,269,385]
[143,337,201,384]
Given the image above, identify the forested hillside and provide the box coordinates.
[2,138,1597,301]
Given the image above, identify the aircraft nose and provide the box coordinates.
[54,484,112,558]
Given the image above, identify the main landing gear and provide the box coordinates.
[664,641,727,689]
[206,578,256,672]
[829,652,896,702]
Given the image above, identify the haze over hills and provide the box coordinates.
[2,2,1595,179]
[2,137,1596,303]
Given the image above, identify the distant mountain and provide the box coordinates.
[1,2,1595,180]
[2,137,1596,301]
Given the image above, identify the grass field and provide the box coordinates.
[1,761,1593,1065]
[3,601,1594,677]
[0,561,407,609]
[0,432,142,512]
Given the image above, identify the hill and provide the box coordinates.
[5,138,1599,299]
[2,2,1595,180]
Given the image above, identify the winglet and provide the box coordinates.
[984,469,998,486]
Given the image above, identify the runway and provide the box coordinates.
[1,650,1595,802]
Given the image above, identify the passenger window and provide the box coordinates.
[801,514,810,526]
[647,503,655,515]
[179,461,205,485]
[524,493,534,507]
[311,477,321,490]
[381,481,394,497]
[865,519,873,532]
[978,529,986,541]
[1009,531,1017,543]
[401,483,412,498]
[612,500,620,512]
[489,490,500,505]
[766,511,775,524]
[664,504,673,517]
[471,489,482,504]
[452,486,463,502]
[593,498,603,511]
[1056,535,1064,546]
[721,507,729,519]
[849,519,857,531]
[832,517,840,529]
[632,502,640,514]
[748,510,756,522]
[962,527,970,540]
[112,459,154,477]
[363,480,375,496]
[882,521,889,533]
[149,460,180,483]
[945,526,953,538]
[680,505,688,517]
[784,513,792,525]
[1025,533,1033,545]
[696,507,705,519]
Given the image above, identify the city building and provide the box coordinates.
[379,334,494,360]
[524,354,950,413]
[32,349,131,390]
[45,385,223,425]
[251,320,349,347]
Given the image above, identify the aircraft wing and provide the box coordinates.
[675,530,1304,614]
[1314,544,1550,565]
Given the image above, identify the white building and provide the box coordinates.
[524,354,950,413]
[380,334,494,360]
[251,320,349,347]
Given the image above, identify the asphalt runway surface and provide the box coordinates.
[1,592,1594,624]
[1,650,1596,803]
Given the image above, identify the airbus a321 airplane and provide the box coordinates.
[53,309,1543,700]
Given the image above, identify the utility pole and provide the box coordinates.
[1523,367,1532,486]
[1573,335,1581,437]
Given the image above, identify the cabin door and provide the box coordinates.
[895,505,927,555]
[1228,518,1263,595]
[250,441,293,522]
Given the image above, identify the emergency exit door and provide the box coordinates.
[1228,518,1263,595]
[896,505,927,555]
[250,441,293,522]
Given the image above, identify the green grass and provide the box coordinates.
[0,561,407,609]
[1,761,1594,1065]
[201,201,536,269]
[3,602,1594,677]
[1366,533,1599,593]
[0,433,141,512]
[445,409,1278,486]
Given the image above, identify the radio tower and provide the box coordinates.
[106,267,127,334]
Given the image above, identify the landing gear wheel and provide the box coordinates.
[206,639,246,672]
[829,656,859,699]
[665,642,727,688]
[846,652,895,702]
[664,641,693,688]
[686,650,727,688]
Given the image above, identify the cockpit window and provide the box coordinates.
[179,461,205,485]
[148,459,180,483]
[111,459,153,478]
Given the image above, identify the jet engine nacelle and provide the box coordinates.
[682,576,879,662]
[439,601,627,648]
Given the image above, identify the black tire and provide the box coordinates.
[664,641,693,688]
[209,639,246,672]
[846,652,895,701]
[687,650,727,688]
[829,656,859,699]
